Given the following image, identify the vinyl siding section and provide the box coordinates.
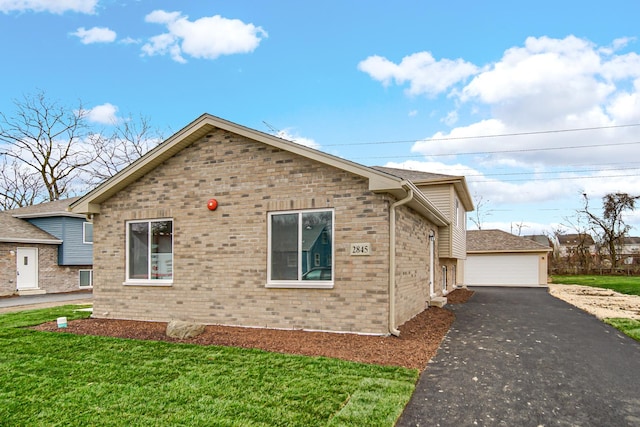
[417,184,468,258]
[26,217,93,265]
[451,195,467,259]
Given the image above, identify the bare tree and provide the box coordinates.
[87,114,163,185]
[0,91,96,203]
[470,193,492,230]
[0,91,163,208]
[581,192,640,269]
[510,221,528,236]
[0,157,44,209]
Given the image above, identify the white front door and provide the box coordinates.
[16,247,38,290]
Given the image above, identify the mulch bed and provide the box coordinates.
[32,288,474,371]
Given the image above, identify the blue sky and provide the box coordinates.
[2,0,640,236]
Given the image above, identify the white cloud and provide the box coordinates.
[599,37,636,55]
[275,129,319,149]
[370,36,640,234]
[405,36,640,170]
[119,37,140,45]
[142,10,268,63]
[71,27,117,44]
[460,36,617,124]
[358,52,478,97]
[441,110,458,126]
[86,103,118,124]
[0,0,98,14]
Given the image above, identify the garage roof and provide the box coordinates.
[468,229,552,254]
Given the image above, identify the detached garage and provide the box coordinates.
[465,230,552,286]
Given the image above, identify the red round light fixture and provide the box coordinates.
[207,199,218,211]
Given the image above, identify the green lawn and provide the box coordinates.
[551,275,640,296]
[0,306,417,426]
[604,318,640,341]
[551,275,640,342]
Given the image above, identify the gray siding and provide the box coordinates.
[26,217,93,265]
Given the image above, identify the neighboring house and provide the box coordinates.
[0,197,93,296]
[70,113,474,335]
[621,237,640,265]
[466,229,552,286]
[556,233,597,258]
[372,167,473,292]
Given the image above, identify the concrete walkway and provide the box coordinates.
[0,291,92,314]
[397,287,640,427]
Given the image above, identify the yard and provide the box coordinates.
[0,305,418,426]
[551,274,640,296]
[551,275,640,341]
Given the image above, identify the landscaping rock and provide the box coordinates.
[166,320,206,339]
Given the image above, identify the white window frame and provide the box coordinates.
[266,208,334,289]
[83,222,93,244]
[79,269,93,288]
[124,218,174,286]
[442,265,447,293]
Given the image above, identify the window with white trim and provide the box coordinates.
[442,265,447,292]
[126,219,173,283]
[267,209,334,288]
[83,222,93,244]
[79,269,93,288]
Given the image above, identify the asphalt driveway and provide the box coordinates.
[397,287,640,427]
[0,291,92,314]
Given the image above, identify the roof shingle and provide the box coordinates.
[0,212,61,243]
[467,229,551,253]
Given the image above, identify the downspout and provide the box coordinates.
[389,186,414,337]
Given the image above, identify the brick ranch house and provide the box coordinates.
[70,114,473,335]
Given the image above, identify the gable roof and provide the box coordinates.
[0,212,62,244]
[8,197,84,219]
[467,229,552,254]
[523,234,553,247]
[556,233,595,245]
[70,113,449,226]
[372,166,474,212]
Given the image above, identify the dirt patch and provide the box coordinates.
[32,289,474,371]
[548,284,640,320]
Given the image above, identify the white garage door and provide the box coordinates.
[466,254,539,286]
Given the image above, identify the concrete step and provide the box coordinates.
[17,288,46,296]
[429,296,447,308]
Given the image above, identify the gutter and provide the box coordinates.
[389,185,414,337]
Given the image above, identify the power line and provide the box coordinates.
[324,123,640,147]
[468,173,640,183]
[354,140,640,159]
[465,165,640,178]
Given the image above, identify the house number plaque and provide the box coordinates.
[350,243,371,256]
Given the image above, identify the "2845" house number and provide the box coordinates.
[350,243,371,256]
